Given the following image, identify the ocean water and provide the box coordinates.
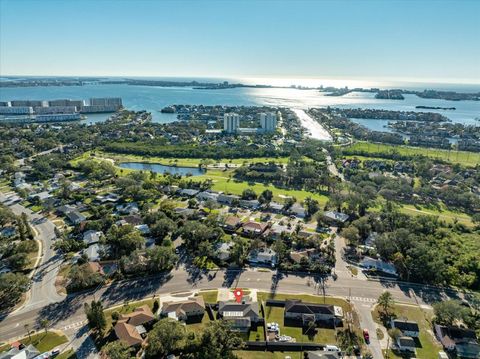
[0,82,479,128]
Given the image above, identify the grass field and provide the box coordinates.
[71,152,329,206]
[0,331,68,353]
[345,142,480,167]
[400,204,473,226]
[72,151,291,167]
[372,304,441,359]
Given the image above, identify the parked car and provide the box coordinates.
[363,328,370,343]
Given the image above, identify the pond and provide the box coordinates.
[119,162,206,176]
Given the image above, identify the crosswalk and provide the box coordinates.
[350,296,377,303]
[62,320,87,331]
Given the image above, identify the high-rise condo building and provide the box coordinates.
[259,112,277,133]
[224,113,240,133]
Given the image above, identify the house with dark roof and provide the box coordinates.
[66,210,86,225]
[239,199,260,209]
[284,300,343,325]
[161,297,205,321]
[396,336,416,353]
[217,193,240,205]
[178,188,200,198]
[218,300,260,332]
[391,319,420,338]
[435,325,480,359]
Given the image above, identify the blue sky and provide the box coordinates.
[1,0,479,83]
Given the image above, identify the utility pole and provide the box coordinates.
[386,335,390,359]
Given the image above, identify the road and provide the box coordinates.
[0,263,462,340]
[323,148,345,181]
[1,193,65,311]
[16,145,64,166]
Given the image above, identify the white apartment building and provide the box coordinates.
[224,112,240,133]
[259,112,277,133]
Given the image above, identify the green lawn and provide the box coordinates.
[197,290,218,303]
[400,204,473,226]
[196,172,328,205]
[372,304,442,359]
[346,142,480,167]
[257,292,355,346]
[235,351,304,359]
[11,331,68,353]
[56,349,76,359]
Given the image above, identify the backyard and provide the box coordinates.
[372,303,442,359]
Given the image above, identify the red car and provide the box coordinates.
[363,328,370,343]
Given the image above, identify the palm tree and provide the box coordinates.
[24,323,32,343]
[377,291,394,319]
[40,319,50,335]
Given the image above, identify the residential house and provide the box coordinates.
[114,305,155,347]
[391,319,420,338]
[29,191,53,202]
[161,297,205,321]
[221,216,241,232]
[66,210,86,225]
[323,211,349,225]
[196,191,219,202]
[83,243,105,262]
[359,257,398,277]
[0,345,40,359]
[290,248,320,264]
[248,248,277,267]
[284,300,343,324]
[217,193,240,206]
[218,300,260,332]
[178,188,200,198]
[396,336,416,353]
[267,201,284,213]
[242,221,268,237]
[289,203,306,218]
[135,224,150,235]
[116,202,139,215]
[239,199,260,209]
[215,242,234,261]
[56,204,76,216]
[265,223,293,240]
[435,325,480,359]
[82,230,102,246]
[122,215,143,226]
[95,192,121,203]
